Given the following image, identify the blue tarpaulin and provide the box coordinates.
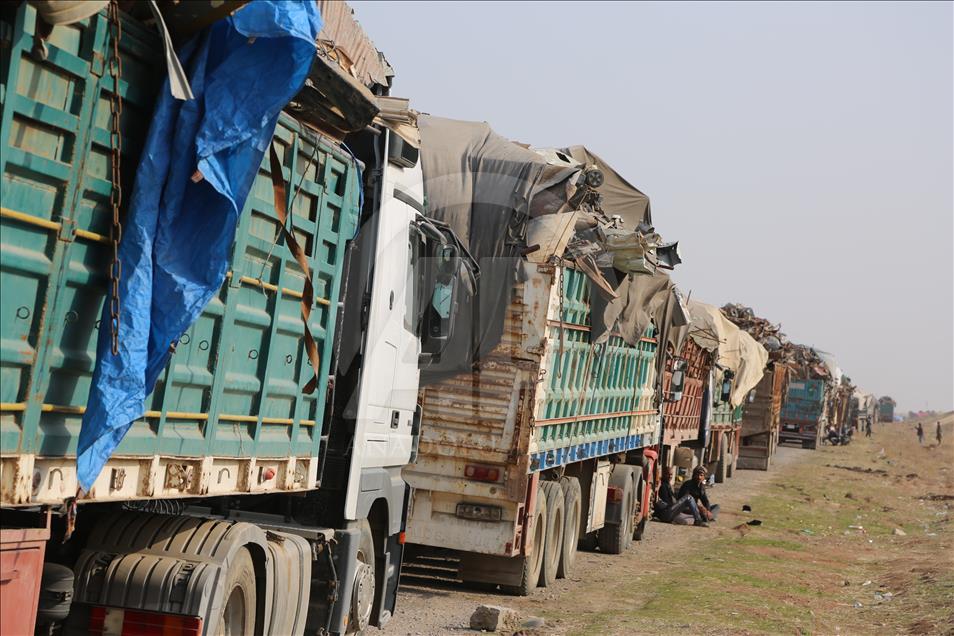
[77,2,322,491]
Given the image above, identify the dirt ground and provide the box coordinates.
[387,413,954,635]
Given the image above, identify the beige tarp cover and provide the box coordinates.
[735,331,769,407]
[316,0,393,89]
[560,146,652,230]
[853,391,875,411]
[686,301,767,407]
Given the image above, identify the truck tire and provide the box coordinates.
[502,486,547,596]
[539,480,565,587]
[347,520,376,634]
[715,439,728,484]
[557,476,581,578]
[598,473,633,555]
[215,547,257,636]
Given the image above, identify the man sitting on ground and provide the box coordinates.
[654,466,708,527]
[678,466,719,522]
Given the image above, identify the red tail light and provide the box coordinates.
[89,606,203,635]
[464,464,500,482]
[607,486,624,503]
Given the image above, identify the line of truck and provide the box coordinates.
[0,2,875,634]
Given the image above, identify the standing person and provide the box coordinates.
[916,422,925,445]
[937,421,943,445]
[654,466,707,527]
[865,419,872,438]
[678,466,719,522]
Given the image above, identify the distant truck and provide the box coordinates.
[878,396,896,423]
[779,378,829,449]
[662,341,740,483]
[0,3,469,634]
[737,365,789,470]
[850,391,876,431]
[661,301,766,481]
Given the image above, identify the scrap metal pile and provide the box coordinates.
[721,303,830,379]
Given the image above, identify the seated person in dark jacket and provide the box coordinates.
[677,466,719,522]
[654,466,707,526]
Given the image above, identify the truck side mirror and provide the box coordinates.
[719,370,734,404]
[422,245,459,345]
[667,358,687,403]
[412,216,478,365]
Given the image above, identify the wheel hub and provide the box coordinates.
[352,561,374,631]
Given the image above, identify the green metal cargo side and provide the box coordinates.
[404,264,661,557]
[0,5,359,505]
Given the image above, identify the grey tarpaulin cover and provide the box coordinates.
[418,115,581,382]
[590,271,687,348]
[588,270,689,408]
[560,145,652,229]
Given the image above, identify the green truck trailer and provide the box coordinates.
[0,3,469,634]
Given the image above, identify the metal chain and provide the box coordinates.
[107,0,124,355]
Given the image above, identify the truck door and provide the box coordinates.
[343,132,423,520]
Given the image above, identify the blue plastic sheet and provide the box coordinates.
[77,2,322,491]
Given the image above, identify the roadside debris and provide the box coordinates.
[732,523,752,537]
[470,605,521,632]
[892,528,907,536]
[828,465,889,476]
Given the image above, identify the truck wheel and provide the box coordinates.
[598,475,633,555]
[215,548,256,636]
[539,481,565,587]
[502,486,547,596]
[557,476,581,578]
[347,519,376,634]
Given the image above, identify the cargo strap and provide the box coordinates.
[268,143,321,394]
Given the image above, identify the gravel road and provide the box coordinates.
[385,445,807,635]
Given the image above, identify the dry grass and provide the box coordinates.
[544,413,954,635]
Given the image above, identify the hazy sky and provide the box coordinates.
[353,1,953,413]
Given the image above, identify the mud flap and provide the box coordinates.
[324,528,359,634]
[459,551,529,587]
[375,532,404,627]
[70,512,308,635]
